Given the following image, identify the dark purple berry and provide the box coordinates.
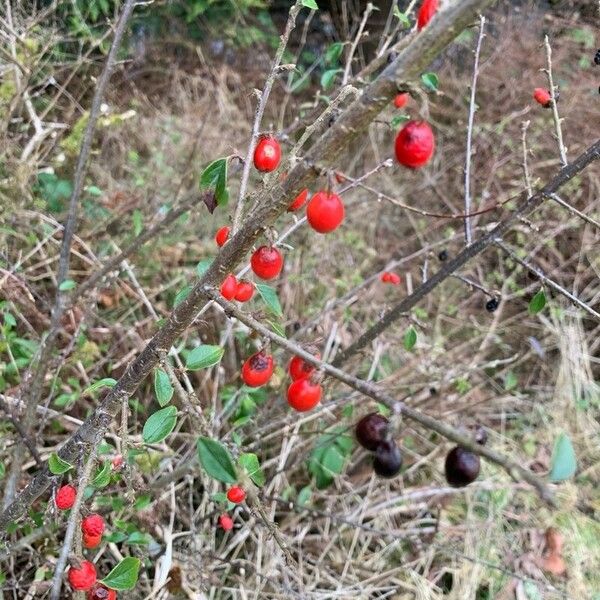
[438,249,448,261]
[444,446,480,487]
[373,440,402,478]
[594,49,600,65]
[355,413,390,451]
[485,298,499,312]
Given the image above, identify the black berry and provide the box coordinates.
[438,249,448,261]
[485,298,499,312]
[594,49,600,65]
[444,446,480,487]
[373,440,402,478]
[355,413,389,451]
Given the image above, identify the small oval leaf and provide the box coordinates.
[92,461,112,488]
[100,557,141,591]
[142,406,178,444]
[153,368,174,407]
[403,326,417,351]
[529,289,547,315]
[549,432,577,482]
[186,345,224,370]
[238,452,265,487]
[48,453,73,475]
[196,436,237,484]
[256,284,283,317]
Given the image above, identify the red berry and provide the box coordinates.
[220,274,238,300]
[253,136,281,172]
[306,191,345,234]
[219,513,234,531]
[234,280,254,302]
[251,246,283,280]
[288,188,309,212]
[68,560,97,591]
[381,272,400,285]
[242,351,274,387]
[88,584,117,600]
[55,484,77,510]
[533,87,552,108]
[111,455,124,470]
[417,0,439,30]
[215,226,230,247]
[288,355,317,381]
[81,514,105,537]
[83,533,102,549]
[395,120,435,169]
[380,272,390,283]
[287,378,322,412]
[393,93,409,108]
[226,486,246,503]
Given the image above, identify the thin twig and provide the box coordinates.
[231,0,303,234]
[342,3,373,85]
[521,120,533,196]
[543,35,568,167]
[464,15,486,245]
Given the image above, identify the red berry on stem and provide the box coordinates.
[288,355,317,381]
[88,584,117,600]
[234,280,254,302]
[226,486,246,503]
[55,484,77,510]
[220,274,238,301]
[83,533,102,549]
[111,455,124,470]
[253,136,281,172]
[251,246,283,280]
[81,514,105,537]
[533,87,552,108]
[68,560,97,591]
[380,272,391,283]
[288,188,309,212]
[287,378,322,412]
[393,93,409,108]
[387,272,401,285]
[306,191,345,233]
[395,120,435,169]
[242,351,274,387]
[215,226,230,247]
[219,514,234,531]
[417,0,439,30]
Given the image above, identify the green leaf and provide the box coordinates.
[196,436,237,484]
[325,42,343,65]
[403,326,417,351]
[132,209,143,236]
[199,158,229,207]
[185,345,224,370]
[142,406,178,444]
[100,557,141,591]
[173,285,192,307]
[297,485,312,507]
[48,453,73,475]
[92,461,112,488]
[549,432,577,482]
[302,0,318,9]
[391,114,410,130]
[393,7,411,28]
[196,258,214,278]
[322,445,344,476]
[238,452,265,487]
[321,68,342,90]
[59,279,76,291]
[256,284,283,317]
[529,289,547,315]
[153,368,173,407]
[84,378,117,394]
[267,320,286,338]
[421,72,439,91]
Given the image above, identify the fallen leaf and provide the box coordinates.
[544,527,564,555]
[541,553,566,576]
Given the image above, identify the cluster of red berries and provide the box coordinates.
[380,271,401,285]
[220,273,255,302]
[55,486,116,596]
[218,486,246,532]
[287,354,322,412]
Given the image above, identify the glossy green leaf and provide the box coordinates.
[92,461,111,488]
[48,453,73,475]
[302,0,318,9]
[549,432,577,482]
[199,158,229,206]
[59,279,76,291]
[153,368,173,407]
[185,345,224,370]
[173,285,192,307]
[84,378,117,394]
[142,406,178,444]
[100,557,141,591]
[297,485,312,506]
[196,258,214,278]
[325,42,343,65]
[321,68,342,90]
[421,72,439,91]
[196,436,237,484]
[529,289,547,315]
[256,284,283,317]
[403,326,417,351]
[393,7,411,27]
[239,452,265,487]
